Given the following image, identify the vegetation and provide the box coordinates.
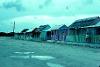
[0,32,14,37]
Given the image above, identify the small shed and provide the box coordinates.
[67,16,100,43]
[14,33,20,39]
[83,22,100,43]
[32,25,51,41]
[46,24,68,41]
[39,25,51,41]
[25,28,34,40]
[15,29,29,40]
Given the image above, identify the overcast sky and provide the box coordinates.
[0,0,100,32]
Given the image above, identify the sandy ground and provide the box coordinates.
[0,37,100,67]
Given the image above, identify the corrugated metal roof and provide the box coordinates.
[27,28,34,32]
[69,16,100,28]
[45,24,67,31]
[50,25,63,30]
[20,29,29,33]
[75,16,100,22]
[34,25,50,32]
[95,22,100,26]
[83,21,100,28]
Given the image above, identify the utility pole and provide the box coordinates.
[13,21,15,36]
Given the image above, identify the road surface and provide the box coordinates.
[0,37,100,67]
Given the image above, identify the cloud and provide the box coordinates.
[82,0,94,5]
[1,14,100,32]
[0,0,100,16]
[39,0,52,9]
[1,0,25,11]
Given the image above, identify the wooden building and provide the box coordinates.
[46,25,68,41]
[14,29,29,40]
[83,22,100,43]
[32,25,51,41]
[67,16,100,43]
[25,28,34,40]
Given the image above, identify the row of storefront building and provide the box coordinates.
[14,16,100,44]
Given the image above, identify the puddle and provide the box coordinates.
[31,56,55,60]
[10,55,55,60]
[14,52,35,54]
[10,56,30,59]
[47,62,64,67]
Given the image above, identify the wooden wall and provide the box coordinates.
[67,27,100,44]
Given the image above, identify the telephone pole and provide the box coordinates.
[13,21,15,36]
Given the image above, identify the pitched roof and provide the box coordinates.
[96,22,100,27]
[69,16,100,28]
[20,29,29,33]
[83,21,100,28]
[27,28,34,32]
[34,25,50,32]
[47,24,67,31]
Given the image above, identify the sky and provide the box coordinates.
[0,0,100,32]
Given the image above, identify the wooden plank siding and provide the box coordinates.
[91,35,100,43]
[66,27,100,44]
[67,16,100,44]
[67,34,100,44]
